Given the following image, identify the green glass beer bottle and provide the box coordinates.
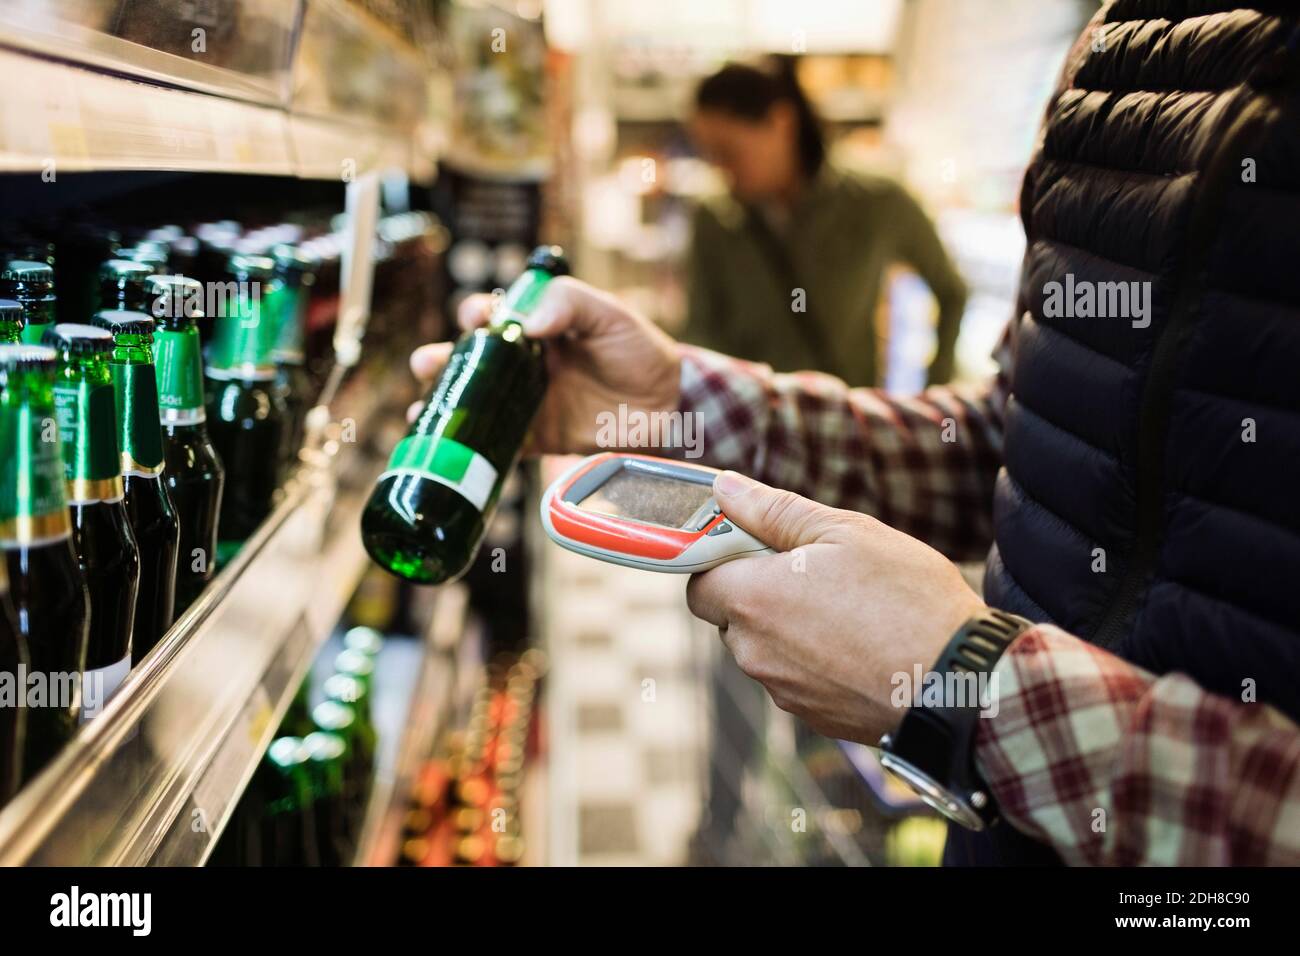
[1,261,57,346]
[0,300,23,344]
[90,311,180,664]
[311,699,370,827]
[0,556,25,806]
[302,731,349,866]
[260,736,318,866]
[205,254,287,565]
[360,246,566,584]
[270,243,319,476]
[0,344,90,775]
[148,276,226,613]
[44,324,140,707]
[98,259,153,313]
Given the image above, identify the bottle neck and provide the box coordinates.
[52,355,124,504]
[272,285,307,365]
[487,268,554,334]
[155,322,208,426]
[107,336,166,478]
[207,280,278,379]
[17,298,54,345]
[0,372,72,545]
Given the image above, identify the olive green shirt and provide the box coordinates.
[684,164,967,387]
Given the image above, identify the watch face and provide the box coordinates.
[878,751,987,831]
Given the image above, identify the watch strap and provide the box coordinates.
[880,609,1032,828]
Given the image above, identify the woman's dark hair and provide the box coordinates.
[694,55,826,176]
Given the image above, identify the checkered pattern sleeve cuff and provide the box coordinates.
[677,344,1004,562]
[975,625,1300,865]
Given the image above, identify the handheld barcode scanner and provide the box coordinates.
[540,453,774,572]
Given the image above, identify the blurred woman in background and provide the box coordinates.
[686,56,967,386]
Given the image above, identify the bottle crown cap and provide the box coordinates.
[0,343,57,373]
[1,259,53,282]
[42,323,114,355]
[226,253,275,280]
[91,309,156,336]
[525,245,571,277]
[302,732,347,762]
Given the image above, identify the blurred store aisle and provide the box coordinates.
[542,539,706,865]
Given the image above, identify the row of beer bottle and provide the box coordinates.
[209,628,382,866]
[0,245,318,804]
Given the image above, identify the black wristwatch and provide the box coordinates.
[878,609,1033,830]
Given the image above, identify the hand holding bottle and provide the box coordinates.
[410,277,682,457]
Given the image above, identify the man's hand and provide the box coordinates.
[409,277,682,456]
[686,471,986,743]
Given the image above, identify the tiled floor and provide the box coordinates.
[542,542,707,866]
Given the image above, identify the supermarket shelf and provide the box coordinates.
[0,0,436,179]
[352,587,469,867]
[0,377,414,865]
[0,48,420,179]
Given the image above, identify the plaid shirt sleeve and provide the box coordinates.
[677,345,1005,562]
[977,625,1300,866]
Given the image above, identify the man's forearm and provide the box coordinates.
[678,345,1003,562]
[975,626,1300,866]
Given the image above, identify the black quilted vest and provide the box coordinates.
[953,0,1300,865]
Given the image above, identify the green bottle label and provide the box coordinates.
[109,361,165,476]
[0,405,72,546]
[380,435,499,512]
[155,326,207,425]
[53,381,123,504]
[207,280,277,380]
[490,268,552,330]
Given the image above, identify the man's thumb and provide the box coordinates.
[713,471,829,553]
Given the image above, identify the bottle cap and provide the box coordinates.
[311,699,356,733]
[1,259,54,283]
[92,309,155,337]
[226,253,275,280]
[323,673,365,706]
[343,626,384,656]
[302,731,347,763]
[146,275,205,327]
[266,736,308,770]
[0,343,57,373]
[42,323,114,355]
[0,299,21,322]
[525,245,571,277]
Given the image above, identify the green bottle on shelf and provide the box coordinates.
[270,243,319,477]
[0,344,90,776]
[311,699,371,830]
[259,736,318,867]
[302,731,349,866]
[1,261,57,346]
[98,259,153,313]
[360,245,566,585]
[0,301,23,344]
[0,544,25,807]
[90,310,181,665]
[205,254,287,566]
[148,276,226,614]
[44,323,140,706]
